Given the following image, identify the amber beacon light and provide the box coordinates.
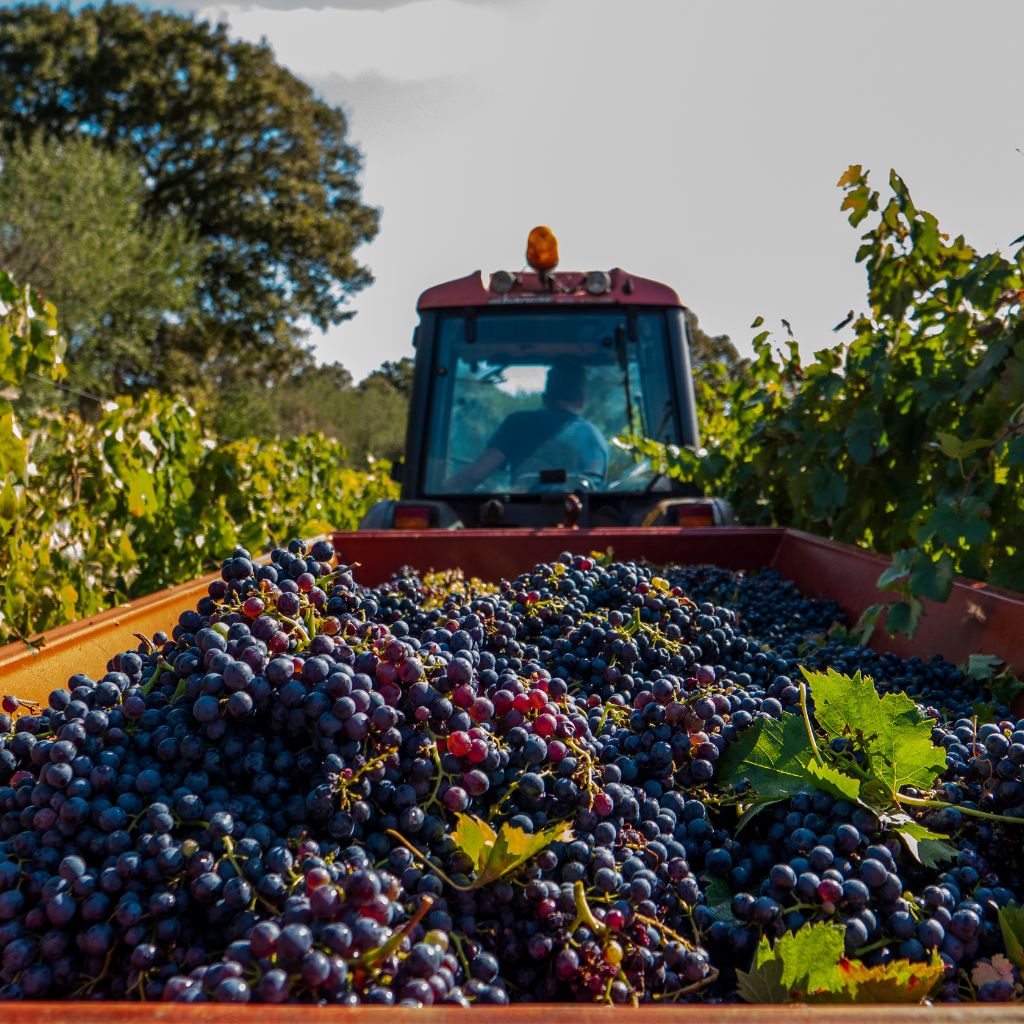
[526,225,559,272]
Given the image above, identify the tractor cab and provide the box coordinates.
[361,228,732,530]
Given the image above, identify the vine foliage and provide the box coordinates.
[0,268,397,645]
[623,166,1024,635]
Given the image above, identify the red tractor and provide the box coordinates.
[361,227,733,530]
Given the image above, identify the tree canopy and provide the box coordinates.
[0,2,379,392]
[0,133,200,397]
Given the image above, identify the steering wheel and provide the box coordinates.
[511,473,600,495]
[605,456,653,492]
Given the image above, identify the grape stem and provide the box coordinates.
[572,881,607,937]
[354,894,435,973]
[449,931,473,977]
[799,681,825,767]
[385,829,473,892]
[221,836,278,914]
[652,965,720,1001]
[897,792,1024,826]
[851,936,892,957]
[141,659,172,695]
[632,910,695,951]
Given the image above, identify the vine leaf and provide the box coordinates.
[934,431,992,460]
[737,923,942,1004]
[450,814,496,873]
[451,814,572,889]
[829,954,944,1003]
[998,905,1024,969]
[717,709,861,804]
[703,876,738,925]
[800,667,946,800]
[736,923,846,1001]
[964,654,1005,681]
[971,954,1017,987]
[884,815,958,868]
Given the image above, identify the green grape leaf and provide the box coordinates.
[703,876,738,924]
[909,553,954,603]
[987,670,1024,713]
[738,924,943,1004]
[735,799,783,836]
[852,603,884,646]
[964,654,1005,681]
[737,923,846,1002]
[884,598,923,638]
[718,711,862,804]
[0,474,19,532]
[736,952,789,1003]
[884,815,959,868]
[935,431,992,460]
[998,905,1024,969]
[452,814,573,889]
[801,667,946,800]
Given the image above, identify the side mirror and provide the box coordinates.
[391,458,404,483]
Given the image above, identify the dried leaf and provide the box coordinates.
[971,954,1017,988]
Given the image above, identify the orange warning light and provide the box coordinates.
[526,226,559,272]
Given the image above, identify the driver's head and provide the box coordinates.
[543,362,585,413]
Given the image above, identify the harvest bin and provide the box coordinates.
[2,527,1024,1024]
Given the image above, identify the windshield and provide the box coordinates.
[423,309,678,495]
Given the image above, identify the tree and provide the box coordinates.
[363,357,415,400]
[209,359,407,462]
[0,3,379,392]
[0,134,200,398]
[684,310,747,383]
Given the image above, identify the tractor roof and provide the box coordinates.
[417,269,683,311]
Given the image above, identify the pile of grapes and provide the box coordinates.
[1,542,1022,1005]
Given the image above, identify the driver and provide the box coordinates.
[449,362,609,490]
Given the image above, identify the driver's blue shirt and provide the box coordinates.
[488,409,609,483]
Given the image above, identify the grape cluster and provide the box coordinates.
[0,544,1021,1004]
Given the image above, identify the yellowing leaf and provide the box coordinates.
[738,924,942,1005]
[451,814,497,875]
[450,814,572,889]
[830,953,943,1003]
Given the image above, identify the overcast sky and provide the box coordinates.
[121,1,1024,376]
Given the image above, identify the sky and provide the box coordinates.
[50,0,1024,378]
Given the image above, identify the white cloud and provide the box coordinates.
[197,0,509,81]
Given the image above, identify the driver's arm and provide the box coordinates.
[447,446,505,490]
